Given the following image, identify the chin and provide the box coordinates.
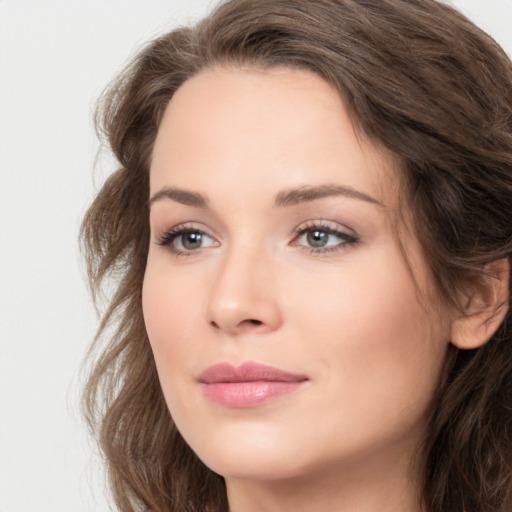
[181,421,313,481]
[202,452,308,482]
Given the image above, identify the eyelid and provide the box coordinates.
[292,219,357,238]
[154,221,218,242]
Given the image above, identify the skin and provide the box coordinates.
[143,67,455,512]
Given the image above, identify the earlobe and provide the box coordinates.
[450,258,510,350]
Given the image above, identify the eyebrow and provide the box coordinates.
[274,184,381,207]
[148,184,381,209]
[149,187,209,208]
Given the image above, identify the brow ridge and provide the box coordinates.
[149,184,380,209]
[274,184,380,207]
[149,187,209,208]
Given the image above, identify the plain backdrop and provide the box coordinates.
[0,1,511,511]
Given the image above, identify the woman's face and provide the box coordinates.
[143,67,452,483]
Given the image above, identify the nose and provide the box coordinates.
[207,245,283,335]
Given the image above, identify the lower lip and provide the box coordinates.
[201,381,306,408]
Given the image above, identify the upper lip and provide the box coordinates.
[198,361,308,384]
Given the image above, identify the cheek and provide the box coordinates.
[142,261,210,434]
[289,250,431,346]
[142,256,203,385]
[288,247,448,426]
[142,248,209,338]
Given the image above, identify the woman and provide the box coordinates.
[81,0,512,510]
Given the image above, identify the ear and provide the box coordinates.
[450,258,509,350]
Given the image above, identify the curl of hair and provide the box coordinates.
[80,1,512,510]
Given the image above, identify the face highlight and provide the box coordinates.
[142,67,451,495]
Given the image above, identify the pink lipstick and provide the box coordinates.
[198,362,308,408]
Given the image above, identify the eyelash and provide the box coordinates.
[155,224,216,257]
[155,222,359,256]
[291,221,359,255]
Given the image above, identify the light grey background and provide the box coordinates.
[0,1,511,511]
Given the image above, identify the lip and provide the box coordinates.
[198,362,308,408]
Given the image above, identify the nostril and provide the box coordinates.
[209,318,264,332]
[237,318,264,331]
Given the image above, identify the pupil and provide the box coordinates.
[182,232,202,249]
[307,230,328,247]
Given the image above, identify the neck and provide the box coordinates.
[225,444,425,512]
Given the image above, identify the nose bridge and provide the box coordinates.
[207,236,281,334]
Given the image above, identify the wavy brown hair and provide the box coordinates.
[81,1,512,510]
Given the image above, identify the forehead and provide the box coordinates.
[150,66,399,207]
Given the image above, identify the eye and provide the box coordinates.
[156,225,218,255]
[304,229,333,248]
[292,222,358,254]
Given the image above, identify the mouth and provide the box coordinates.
[197,361,309,408]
